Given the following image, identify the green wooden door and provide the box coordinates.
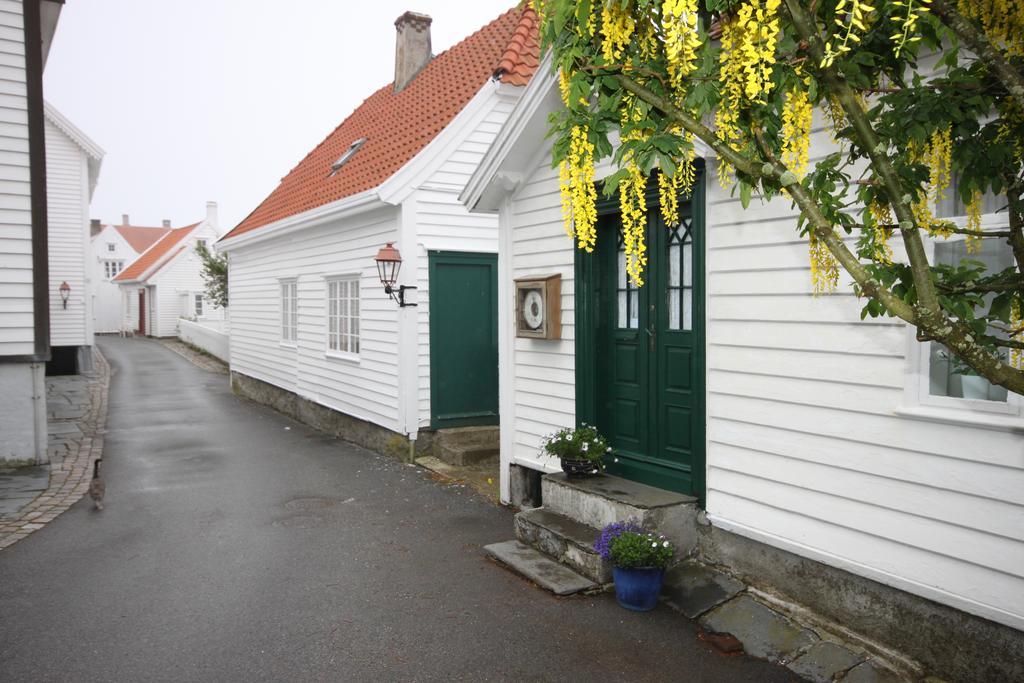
[577,171,705,499]
[428,251,499,429]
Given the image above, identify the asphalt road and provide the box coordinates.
[0,336,796,682]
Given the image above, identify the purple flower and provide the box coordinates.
[593,519,643,560]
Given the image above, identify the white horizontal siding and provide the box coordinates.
[501,118,1024,630]
[91,226,138,333]
[0,1,31,355]
[45,117,90,347]
[228,207,403,433]
[149,223,220,338]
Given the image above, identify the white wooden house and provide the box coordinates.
[113,202,222,337]
[90,217,170,334]
[0,0,64,465]
[44,102,103,374]
[462,56,1024,677]
[218,8,539,453]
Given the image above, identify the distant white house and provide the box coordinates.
[44,102,103,374]
[90,217,170,334]
[0,0,64,465]
[113,202,223,337]
[218,8,538,452]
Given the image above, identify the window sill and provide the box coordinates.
[279,342,297,349]
[325,350,360,364]
[894,404,1024,433]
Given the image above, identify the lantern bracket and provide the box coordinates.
[385,284,417,307]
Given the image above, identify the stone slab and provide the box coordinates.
[842,661,907,683]
[663,560,746,619]
[787,642,864,683]
[484,540,596,596]
[700,595,818,665]
[544,472,696,510]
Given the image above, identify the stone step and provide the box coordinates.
[541,473,700,554]
[435,442,499,467]
[514,508,610,583]
[483,540,597,595]
[662,560,745,619]
[434,425,499,450]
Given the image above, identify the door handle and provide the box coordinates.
[646,325,655,352]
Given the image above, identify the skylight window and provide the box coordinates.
[329,138,367,177]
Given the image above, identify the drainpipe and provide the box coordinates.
[32,362,47,464]
[396,198,421,463]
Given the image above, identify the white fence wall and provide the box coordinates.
[178,319,228,362]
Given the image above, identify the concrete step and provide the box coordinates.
[514,508,610,583]
[435,442,499,467]
[484,540,597,595]
[435,425,499,450]
[541,473,700,555]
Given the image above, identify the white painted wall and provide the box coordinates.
[178,318,228,362]
[0,1,35,357]
[44,116,91,347]
[227,206,405,433]
[91,226,139,333]
[496,132,1024,632]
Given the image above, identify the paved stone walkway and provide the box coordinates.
[157,337,227,374]
[0,348,109,550]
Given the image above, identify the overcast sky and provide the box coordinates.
[44,1,517,232]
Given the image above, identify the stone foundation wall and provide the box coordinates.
[697,523,1024,683]
[229,371,434,461]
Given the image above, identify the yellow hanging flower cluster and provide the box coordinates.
[559,125,598,252]
[715,19,744,188]
[619,99,650,286]
[928,125,952,205]
[1011,299,1023,369]
[601,3,636,63]
[809,232,840,294]
[890,0,930,56]
[662,0,701,90]
[734,0,783,102]
[558,69,571,107]
[659,172,681,227]
[868,201,894,263]
[822,0,875,67]
[781,80,814,180]
[638,20,660,61]
[907,132,954,238]
[965,189,983,254]
[956,0,1024,57]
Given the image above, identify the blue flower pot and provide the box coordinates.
[612,566,665,612]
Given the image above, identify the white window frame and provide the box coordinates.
[195,238,208,251]
[280,279,298,346]
[103,260,124,280]
[901,211,1024,427]
[106,242,115,253]
[324,274,360,361]
[193,293,204,318]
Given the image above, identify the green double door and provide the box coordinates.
[577,172,705,499]
[429,251,499,430]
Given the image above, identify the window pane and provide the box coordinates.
[669,244,681,287]
[629,290,639,329]
[669,289,681,330]
[617,249,627,289]
[683,241,693,287]
[683,289,692,331]
[618,291,627,329]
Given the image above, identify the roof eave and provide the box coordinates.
[460,53,558,213]
[218,188,387,252]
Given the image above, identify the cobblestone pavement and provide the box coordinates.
[156,337,227,374]
[0,349,109,549]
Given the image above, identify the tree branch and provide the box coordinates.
[929,0,1024,104]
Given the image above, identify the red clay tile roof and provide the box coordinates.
[113,224,172,254]
[224,5,539,241]
[114,223,199,283]
[495,7,539,86]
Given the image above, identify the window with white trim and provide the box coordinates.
[103,260,124,279]
[281,279,297,344]
[326,276,360,356]
[909,179,1021,416]
[194,293,204,318]
[107,243,115,252]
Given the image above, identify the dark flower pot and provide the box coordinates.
[612,566,665,612]
[561,457,599,477]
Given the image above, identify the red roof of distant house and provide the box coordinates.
[114,223,198,283]
[113,224,173,253]
[223,6,540,241]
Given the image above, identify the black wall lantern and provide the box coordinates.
[374,242,416,307]
[58,281,71,309]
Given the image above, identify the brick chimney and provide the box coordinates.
[162,219,171,228]
[394,11,432,93]
[121,213,130,225]
[90,219,102,237]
